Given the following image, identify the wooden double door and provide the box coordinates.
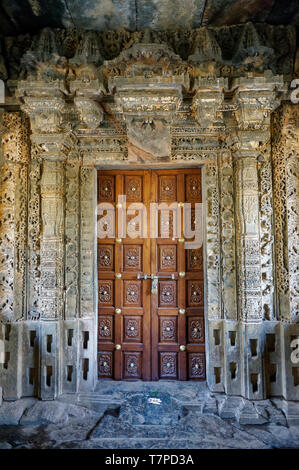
[97,169,205,381]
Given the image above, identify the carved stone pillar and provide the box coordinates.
[18,81,68,398]
[233,74,282,323]
[232,73,283,399]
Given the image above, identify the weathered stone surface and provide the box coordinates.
[0,399,36,425]
[1,393,299,449]
[20,401,99,426]
[1,0,298,37]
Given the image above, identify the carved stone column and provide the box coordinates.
[232,73,283,400]
[18,80,68,398]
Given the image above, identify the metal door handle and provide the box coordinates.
[137,273,175,294]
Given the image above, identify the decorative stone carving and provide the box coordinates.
[40,160,64,320]
[69,33,105,130]
[205,156,221,319]
[0,24,297,404]
[257,140,275,320]
[272,104,299,322]
[27,159,41,320]
[80,166,96,317]
[64,134,81,319]
[106,40,188,158]
[192,77,227,128]
[18,82,67,134]
[233,73,283,130]
[219,148,237,320]
[0,112,30,322]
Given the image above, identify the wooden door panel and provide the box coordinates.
[98,168,205,381]
[151,169,205,381]
[98,170,151,381]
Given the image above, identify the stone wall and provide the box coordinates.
[0,24,298,401]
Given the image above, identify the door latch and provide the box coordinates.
[137,273,175,294]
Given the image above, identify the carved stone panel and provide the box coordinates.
[219,149,237,321]
[65,157,80,319]
[80,167,96,317]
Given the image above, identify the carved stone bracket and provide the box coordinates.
[17,80,67,134]
[233,72,284,131]
[70,79,105,130]
[192,77,227,128]
[106,42,189,158]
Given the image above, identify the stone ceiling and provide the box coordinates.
[0,0,299,36]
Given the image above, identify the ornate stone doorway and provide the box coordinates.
[97,169,206,381]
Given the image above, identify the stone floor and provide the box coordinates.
[1,381,299,449]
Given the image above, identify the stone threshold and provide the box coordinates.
[56,380,299,426]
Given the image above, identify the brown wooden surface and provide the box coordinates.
[97,169,205,381]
